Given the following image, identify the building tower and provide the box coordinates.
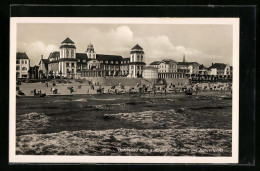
[86,43,96,59]
[183,53,186,62]
[60,37,76,59]
[129,44,146,78]
[59,37,77,78]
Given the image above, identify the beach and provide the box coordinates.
[16,90,232,156]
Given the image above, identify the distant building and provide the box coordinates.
[150,59,184,79]
[198,64,208,75]
[16,52,30,78]
[142,66,158,79]
[177,62,200,75]
[38,37,139,79]
[209,63,232,76]
[128,44,146,78]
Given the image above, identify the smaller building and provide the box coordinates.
[16,52,30,78]
[198,64,208,75]
[142,66,158,79]
[209,63,232,77]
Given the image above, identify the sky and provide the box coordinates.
[17,23,233,67]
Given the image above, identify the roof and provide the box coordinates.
[178,62,199,66]
[61,37,75,44]
[161,59,177,64]
[150,61,160,65]
[131,44,143,50]
[76,53,88,60]
[199,64,207,70]
[96,54,123,61]
[209,63,227,70]
[144,66,158,70]
[40,59,50,64]
[129,62,146,65]
[48,51,60,59]
[59,58,78,62]
[60,45,76,49]
[122,57,130,61]
[17,52,29,59]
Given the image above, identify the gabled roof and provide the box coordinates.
[150,61,160,65]
[16,52,29,59]
[48,51,60,59]
[96,54,123,61]
[131,44,143,50]
[61,37,75,44]
[209,63,227,70]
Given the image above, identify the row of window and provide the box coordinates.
[131,55,143,62]
[16,66,27,70]
[16,60,28,64]
[78,60,130,64]
[130,66,144,70]
[66,63,75,68]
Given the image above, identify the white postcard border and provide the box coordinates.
[9,17,239,164]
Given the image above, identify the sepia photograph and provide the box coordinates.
[9,17,239,163]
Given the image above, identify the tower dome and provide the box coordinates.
[86,43,96,59]
[86,43,94,53]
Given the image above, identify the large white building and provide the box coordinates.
[38,37,146,79]
[16,52,30,78]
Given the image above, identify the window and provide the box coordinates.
[25,60,27,64]
[115,61,118,64]
[72,69,74,73]
[137,56,140,61]
[137,66,140,69]
[77,59,80,62]
[83,60,86,63]
[110,61,113,64]
[71,50,74,58]
[71,63,75,67]
[22,67,27,71]
[16,66,20,70]
[16,60,20,64]
[66,63,70,67]
[22,60,24,64]
[66,49,69,58]
[82,64,87,69]
[101,61,103,63]
[105,61,108,64]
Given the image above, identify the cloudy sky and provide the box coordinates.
[17,23,233,67]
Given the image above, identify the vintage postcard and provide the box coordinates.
[9,17,239,163]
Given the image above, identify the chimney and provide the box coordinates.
[41,55,43,59]
[212,63,214,66]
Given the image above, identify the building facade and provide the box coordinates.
[150,59,185,79]
[38,37,143,79]
[128,44,146,78]
[208,63,232,77]
[16,52,30,78]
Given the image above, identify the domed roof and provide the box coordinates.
[87,43,94,48]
